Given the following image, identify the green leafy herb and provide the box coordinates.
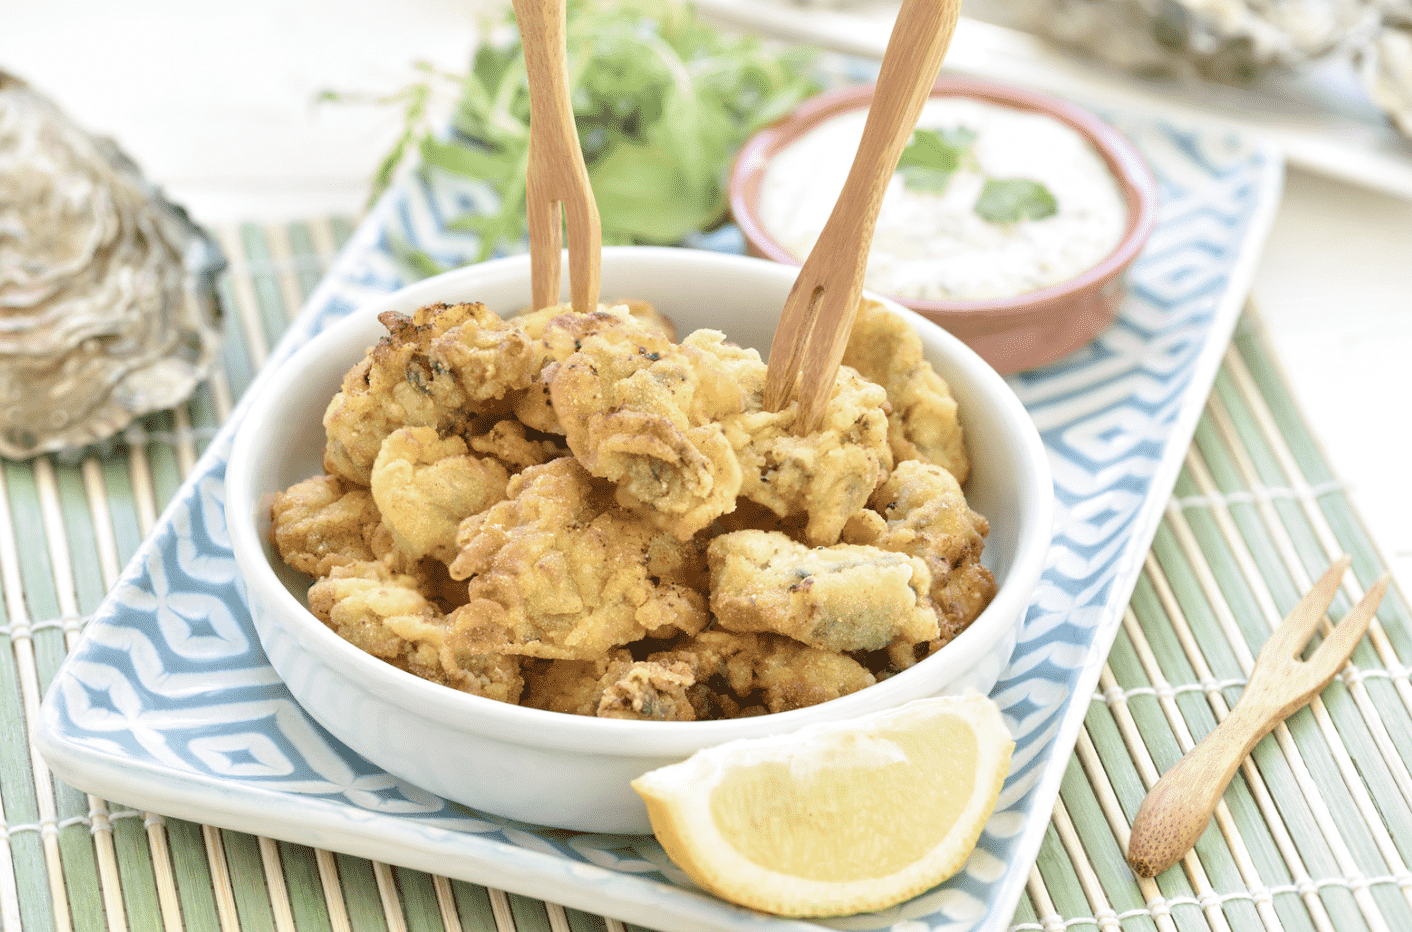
[896,125,1058,223]
[973,178,1058,223]
[354,0,822,270]
[896,127,974,194]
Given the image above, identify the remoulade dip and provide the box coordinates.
[757,97,1129,303]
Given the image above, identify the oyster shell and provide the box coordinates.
[965,0,1383,81]
[958,0,1412,139]
[0,70,223,459]
[1359,25,1412,136]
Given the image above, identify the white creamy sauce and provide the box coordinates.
[757,97,1129,302]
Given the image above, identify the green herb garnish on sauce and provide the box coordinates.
[974,178,1059,223]
[897,126,1058,224]
[895,127,977,193]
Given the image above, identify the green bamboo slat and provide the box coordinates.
[1208,369,1331,578]
[110,814,164,931]
[186,378,224,446]
[165,818,226,932]
[216,272,259,403]
[329,216,357,249]
[393,864,450,931]
[276,842,336,932]
[0,624,55,932]
[452,880,503,932]
[99,458,147,568]
[55,466,108,616]
[285,223,330,302]
[564,906,610,932]
[1105,620,1190,777]
[1033,816,1099,925]
[1226,322,1332,491]
[1061,717,1157,931]
[140,412,185,513]
[1163,461,1272,658]
[505,892,555,932]
[220,830,277,931]
[239,225,294,348]
[1009,888,1039,931]
[335,853,395,931]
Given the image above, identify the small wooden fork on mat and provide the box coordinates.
[513,0,601,314]
[1126,555,1390,877]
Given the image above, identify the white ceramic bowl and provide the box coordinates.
[225,247,1053,834]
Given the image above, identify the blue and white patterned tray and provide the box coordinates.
[36,109,1282,932]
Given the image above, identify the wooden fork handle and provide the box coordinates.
[1125,700,1274,877]
[762,0,961,425]
[514,0,601,313]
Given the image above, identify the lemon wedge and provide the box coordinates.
[631,692,1014,917]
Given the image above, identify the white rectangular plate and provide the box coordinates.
[37,106,1282,932]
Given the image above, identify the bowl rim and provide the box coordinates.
[728,74,1161,320]
[225,247,1053,757]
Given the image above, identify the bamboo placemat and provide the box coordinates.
[2,218,1407,932]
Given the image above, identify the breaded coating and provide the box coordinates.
[842,298,969,483]
[321,304,484,485]
[520,651,633,715]
[723,364,893,546]
[596,660,698,720]
[370,427,511,564]
[307,561,523,702]
[548,325,748,539]
[867,460,997,663]
[511,304,660,434]
[512,299,676,342]
[707,529,939,653]
[650,630,875,715]
[519,650,698,720]
[467,419,567,470]
[270,474,379,577]
[428,306,546,404]
[446,458,710,660]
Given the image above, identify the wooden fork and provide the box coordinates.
[513,0,601,313]
[1125,555,1391,877]
[761,0,961,433]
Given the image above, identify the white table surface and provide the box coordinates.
[8,0,1410,590]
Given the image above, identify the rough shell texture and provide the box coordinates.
[0,70,224,459]
[956,0,1411,137]
[1360,25,1412,137]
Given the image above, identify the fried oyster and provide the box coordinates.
[271,297,998,719]
[843,297,969,483]
[447,457,710,660]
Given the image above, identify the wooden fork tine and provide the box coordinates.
[563,186,601,315]
[1306,574,1390,677]
[524,177,564,312]
[761,284,818,412]
[761,0,961,430]
[796,287,865,430]
[515,0,601,314]
[1264,554,1351,658]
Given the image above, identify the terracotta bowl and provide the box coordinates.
[728,75,1160,374]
